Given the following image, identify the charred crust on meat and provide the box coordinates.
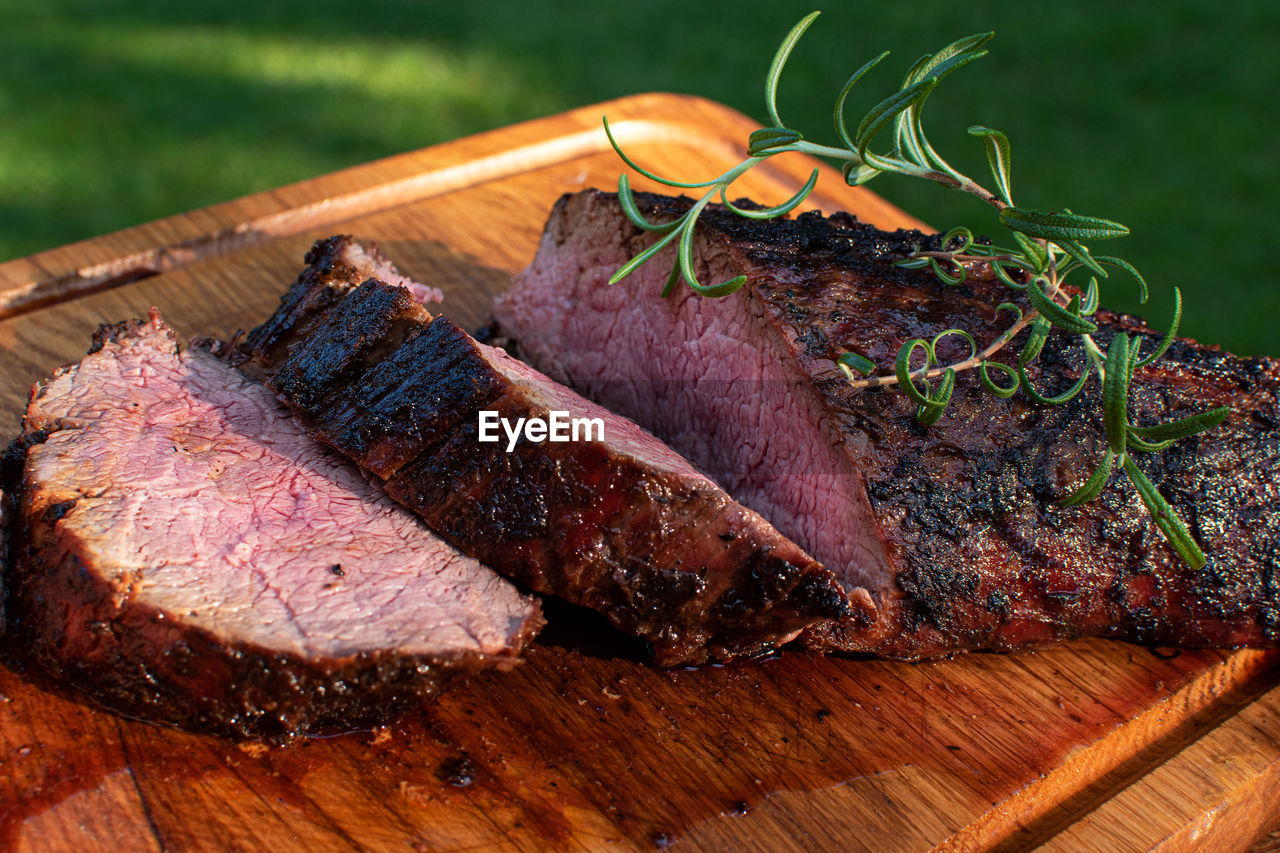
[787,573,856,622]
[617,192,939,276]
[239,235,368,371]
[270,279,428,417]
[625,568,706,622]
[41,500,75,524]
[88,320,153,354]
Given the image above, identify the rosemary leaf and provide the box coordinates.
[604,116,725,190]
[688,275,749,298]
[932,327,978,363]
[842,159,883,186]
[1010,230,1048,273]
[748,127,803,156]
[835,51,891,151]
[720,168,818,219]
[1127,333,1144,379]
[765,10,821,129]
[907,32,995,83]
[900,53,931,90]
[1136,286,1183,368]
[940,226,975,252]
[895,339,934,407]
[895,100,930,169]
[928,256,966,285]
[994,301,1024,324]
[1125,430,1176,453]
[1129,407,1231,444]
[1019,317,1053,366]
[660,262,681,298]
[1059,449,1116,506]
[617,174,681,233]
[1081,277,1100,315]
[1122,454,1207,569]
[1103,333,1130,454]
[1018,361,1090,406]
[1095,255,1150,304]
[897,37,990,179]
[838,351,876,375]
[1055,238,1109,279]
[999,207,1130,242]
[990,302,1025,347]
[916,368,956,426]
[855,77,936,163]
[609,227,681,285]
[968,125,1013,205]
[916,48,989,88]
[992,259,1031,289]
[1028,277,1098,334]
[979,360,1020,398]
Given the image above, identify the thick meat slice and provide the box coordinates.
[242,237,853,666]
[494,189,1280,659]
[3,312,541,739]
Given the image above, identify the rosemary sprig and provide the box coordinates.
[603,12,1229,568]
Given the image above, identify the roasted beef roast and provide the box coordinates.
[241,237,854,665]
[2,311,542,739]
[494,189,1280,659]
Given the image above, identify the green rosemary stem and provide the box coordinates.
[913,250,1024,265]
[902,166,1006,209]
[773,140,1004,209]
[846,307,1042,390]
[713,157,764,189]
[788,141,857,160]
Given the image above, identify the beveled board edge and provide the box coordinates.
[0,93,923,320]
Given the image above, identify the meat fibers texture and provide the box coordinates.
[2,311,542,740]
[242,236,854,665]
[494,189,1280,660]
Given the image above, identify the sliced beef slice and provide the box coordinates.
[493,189,1280,659]
[4,311,541,739]
[243,237,854,666]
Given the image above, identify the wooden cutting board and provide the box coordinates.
[1,94,1278,852]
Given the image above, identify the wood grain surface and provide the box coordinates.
[1,93,1277,851]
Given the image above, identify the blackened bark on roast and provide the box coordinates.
[243,238,856,665]
[242,235,443,378]
[3,312,541,740]
[494,189,1280,660]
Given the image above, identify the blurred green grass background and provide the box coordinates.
[2,0,1275,353]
